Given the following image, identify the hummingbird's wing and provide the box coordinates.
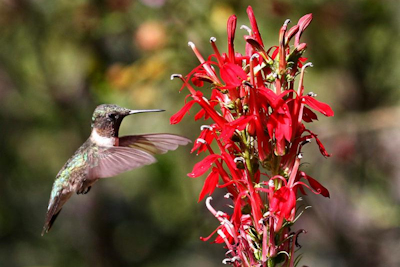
[118,134,191,155]
[88,146,157,179]
[88,134,190,179]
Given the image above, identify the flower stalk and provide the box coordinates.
[171,6,333,266]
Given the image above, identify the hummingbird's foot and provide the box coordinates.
[84,186,91,194]
[77,186,91,194]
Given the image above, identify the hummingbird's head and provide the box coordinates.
[91,104,164,137]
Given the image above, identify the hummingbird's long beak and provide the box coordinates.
[128,109,165,115]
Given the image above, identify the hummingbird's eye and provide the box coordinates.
[107,113,116,120]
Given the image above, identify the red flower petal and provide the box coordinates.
[304,174,330,198]
[170,100,196,124]
[220,63,247,87]
[258,86,278,104]
[198,167,220,202]
[302,96,334,117]
[220,115,254,142]
[302,106,318,122]
[270,46,279,59]
[254,117,270,160]
[200,226,220,242]
[193,91,227,127]
[212,228,233,244]
[232,197,243,225]
[191,127,215,154]
[194,109,205,121]
[188,154,221,178]
[314,134,331,157]
[192,76,204,87]
[306,129,331,157]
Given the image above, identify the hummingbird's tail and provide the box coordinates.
[41,209,62,236]
[42,191,72,235]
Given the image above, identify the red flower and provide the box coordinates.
[171,6,333,266]
[270,185,297,231]
[269,155,330,231]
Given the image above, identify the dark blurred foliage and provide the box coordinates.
[0,0,399,266]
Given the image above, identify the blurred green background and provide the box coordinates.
[0,0,399,266]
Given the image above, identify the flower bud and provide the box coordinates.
[247,120,256,136]
[296,43,307,53]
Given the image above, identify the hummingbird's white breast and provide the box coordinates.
[90,129,119,147]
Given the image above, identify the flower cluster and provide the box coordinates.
[171,6,333,267]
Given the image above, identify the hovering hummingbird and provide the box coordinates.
[42,104,191,235]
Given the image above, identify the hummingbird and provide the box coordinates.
[42,104,191,235]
